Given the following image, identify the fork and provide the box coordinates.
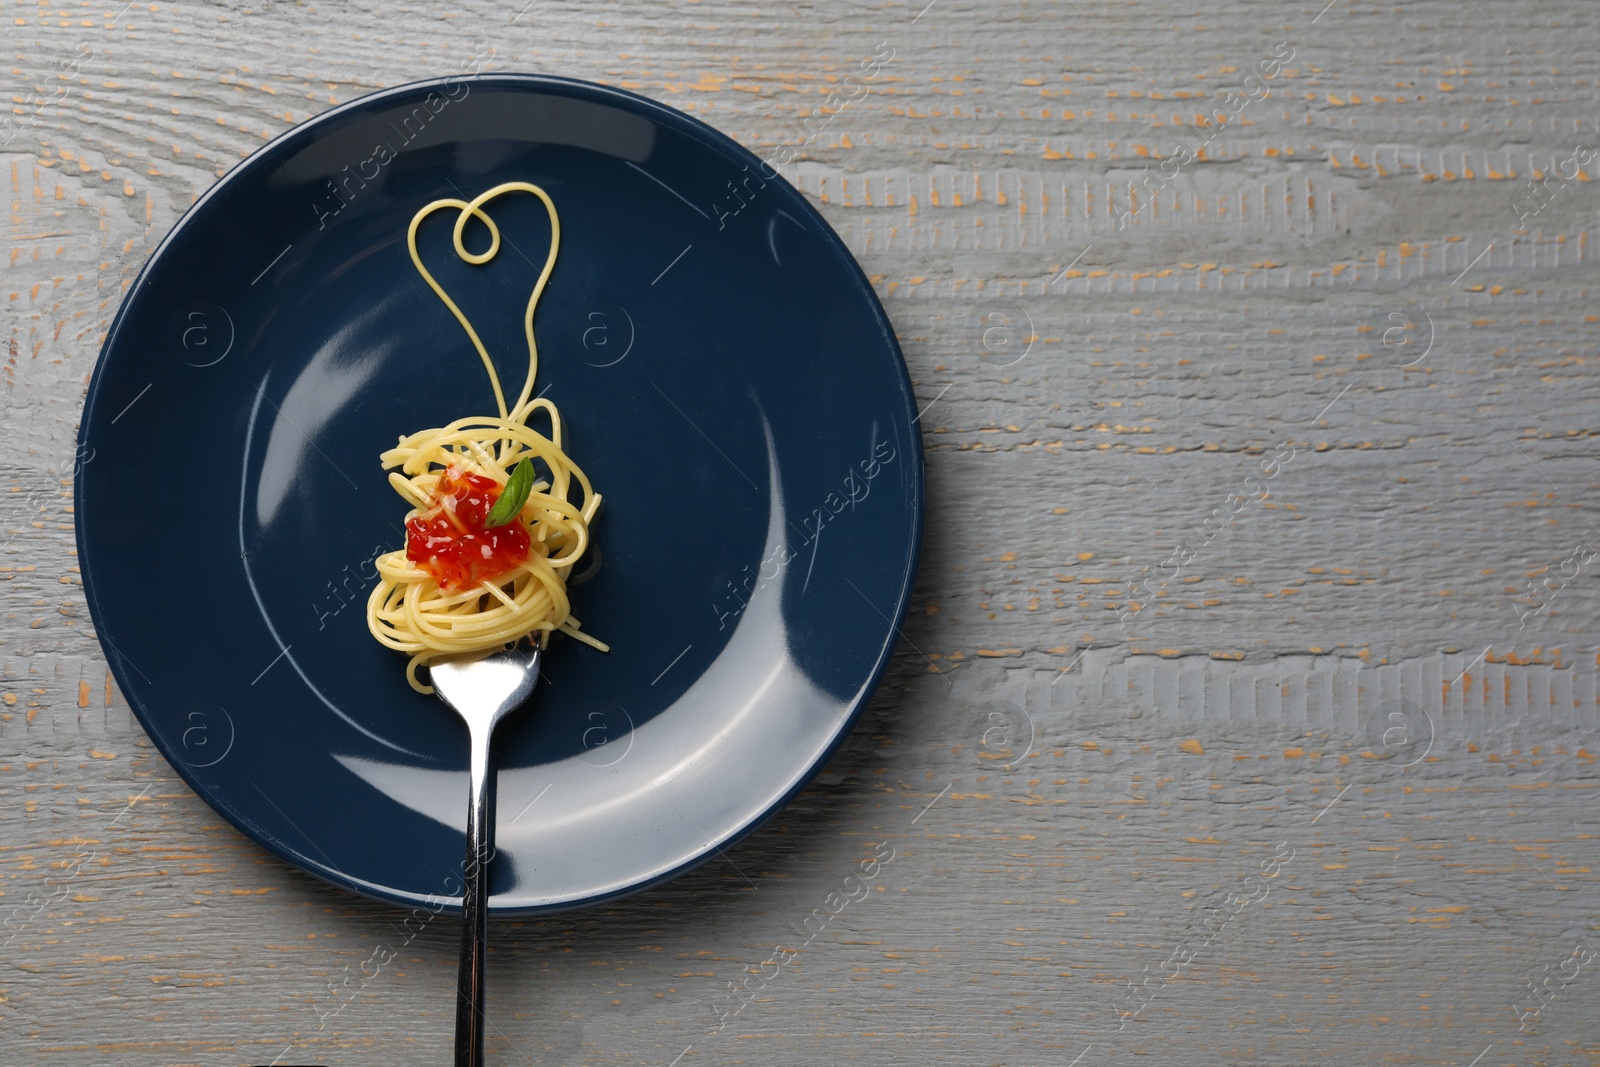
[429,639,544,1067]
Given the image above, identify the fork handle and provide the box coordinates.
[454,723,493,1067]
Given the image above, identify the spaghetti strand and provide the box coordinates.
[367,182,605,694]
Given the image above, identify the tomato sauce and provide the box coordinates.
[405,466,530,591]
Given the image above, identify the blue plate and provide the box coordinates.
[75,75,922,913]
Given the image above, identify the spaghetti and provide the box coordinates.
[366,181,606,694]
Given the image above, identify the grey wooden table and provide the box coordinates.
[4,1,1599,1064]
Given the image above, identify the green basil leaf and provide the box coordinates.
[484,458,533,527]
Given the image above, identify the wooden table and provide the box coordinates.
[4,1,1598,1063]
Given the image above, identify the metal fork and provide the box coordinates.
[429,639,544,1067]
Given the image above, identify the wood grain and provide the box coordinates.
[3,0,1599,1064]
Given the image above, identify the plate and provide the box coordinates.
[75,74,922,913]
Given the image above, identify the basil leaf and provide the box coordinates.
[484,458,533,527]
